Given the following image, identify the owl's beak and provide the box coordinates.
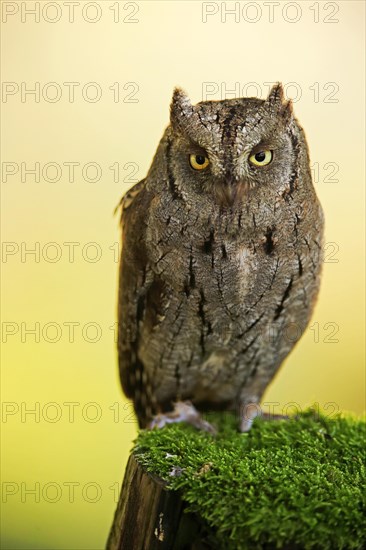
[221,185,236,206]
[217,177,239,207]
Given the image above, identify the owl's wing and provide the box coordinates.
[115,178,147,223]
[117,179,152,407]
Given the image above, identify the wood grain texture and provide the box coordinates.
[106,455,207,550]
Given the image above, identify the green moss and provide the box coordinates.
[133,410,366,549]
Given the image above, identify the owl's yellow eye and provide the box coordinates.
[249,150,273,167]
[189,154,209,171]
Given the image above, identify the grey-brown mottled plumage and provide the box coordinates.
[117,84,324,432]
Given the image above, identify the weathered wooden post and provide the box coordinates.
[106,454,205,550]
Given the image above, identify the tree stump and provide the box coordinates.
[106,454,207,550]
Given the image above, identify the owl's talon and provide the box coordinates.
[262,412,290,422]
[148,401,217,435]
[240,402,290,432]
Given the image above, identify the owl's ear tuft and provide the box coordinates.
[266,83,285,105]
[281,98,293,122]
[170,87,194,129]
[266,83,293,122]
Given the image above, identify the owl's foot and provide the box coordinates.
[239,400,289,432]
[262,412,290,422]
[148,401,217,435]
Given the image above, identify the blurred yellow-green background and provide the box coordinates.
[1,1,365,548]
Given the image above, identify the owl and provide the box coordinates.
[117,83,324,432]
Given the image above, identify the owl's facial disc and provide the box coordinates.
[170,86,296,207]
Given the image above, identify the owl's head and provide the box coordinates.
[168,84,305,207]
